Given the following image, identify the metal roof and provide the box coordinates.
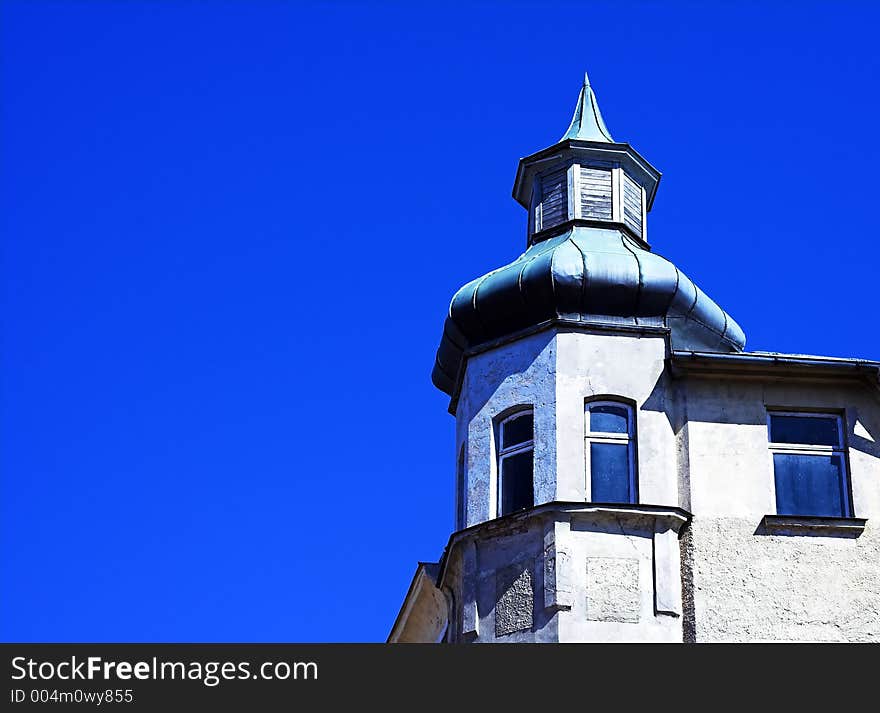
[432,73,746,402]
[670,350,880,386]
[559,71,614,142]
[432,225,746,397]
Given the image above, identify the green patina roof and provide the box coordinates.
[559,71,614,142]
[432,72,746,407]
[431,225,746,399]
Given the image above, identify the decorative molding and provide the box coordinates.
[461,539,479,639]
[436,501,692,592]
[542,518,573,613]
[670,351,880,392]
[758,514,867,537]
[529,217,650,249]
[653,527,682,616]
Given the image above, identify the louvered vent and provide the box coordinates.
[579,166,612,220]
[622,172,643,237]
[538,168,567,230]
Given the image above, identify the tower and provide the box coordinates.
[389,74,880,643]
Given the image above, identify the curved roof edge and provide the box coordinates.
[431,226,746,399]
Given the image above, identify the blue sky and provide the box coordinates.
[2,1,878,642]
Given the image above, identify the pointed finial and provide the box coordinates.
[560,71,613,143]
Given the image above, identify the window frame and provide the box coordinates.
[497,409,535,517]
[766,410,853,518]
[584,399,638,504]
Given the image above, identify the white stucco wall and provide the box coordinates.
[441,506,686,643]
[556,515,683,642]
[681,378,880,642]
[555,330,677,506]
[423,327,880,643]
[455,328,677,527]
[683,518,880,642]
[456,330,558,525]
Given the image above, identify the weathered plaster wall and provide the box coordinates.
[685,518,880,641]
[456,331,557,526]
[443,507,685,643]
[495,564,534,636]
[467,516,558,643]
[389,568,447,644]
[555,330,677,506]
[440,326,880,643]
[682,378,880,642]
[456,328,679,528]
[555,518,683,642]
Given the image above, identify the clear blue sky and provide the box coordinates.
[2,1,878,642]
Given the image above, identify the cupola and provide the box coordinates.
[433,73,746,407]
[513,72,660,246]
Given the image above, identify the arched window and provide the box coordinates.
[497,410,534,516]
[585,400,637,503]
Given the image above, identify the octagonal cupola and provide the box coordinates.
[432,72,747,403]
[512,72,661,246]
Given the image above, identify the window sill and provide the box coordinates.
[758,514,867,538]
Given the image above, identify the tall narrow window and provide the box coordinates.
[498,411,534,516]
[585,401,637,503]
[456,445,466,530]
[768,412,851,517]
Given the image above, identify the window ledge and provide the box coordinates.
[759,514,867,537]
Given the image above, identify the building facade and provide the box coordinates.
[389,74,880,643]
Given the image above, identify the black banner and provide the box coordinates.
[1,643,862,710]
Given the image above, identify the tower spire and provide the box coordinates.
[559,70,614,142]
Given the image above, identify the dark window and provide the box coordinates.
[586,401,636,503]
[589,403,630,434]
[768,413,850,517]
[769,414,840,447]
[498,411,534,516]
[502,414,533,449]
[590,442,631,502]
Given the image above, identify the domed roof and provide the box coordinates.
[432,225,745,396]
[431,73,746,401]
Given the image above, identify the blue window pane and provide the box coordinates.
[501,449,534,515]
[590,442,631,503]
[769,415,840,447]
[589,404,629,434]
[773,453,845,517]
[502,413,533,449]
